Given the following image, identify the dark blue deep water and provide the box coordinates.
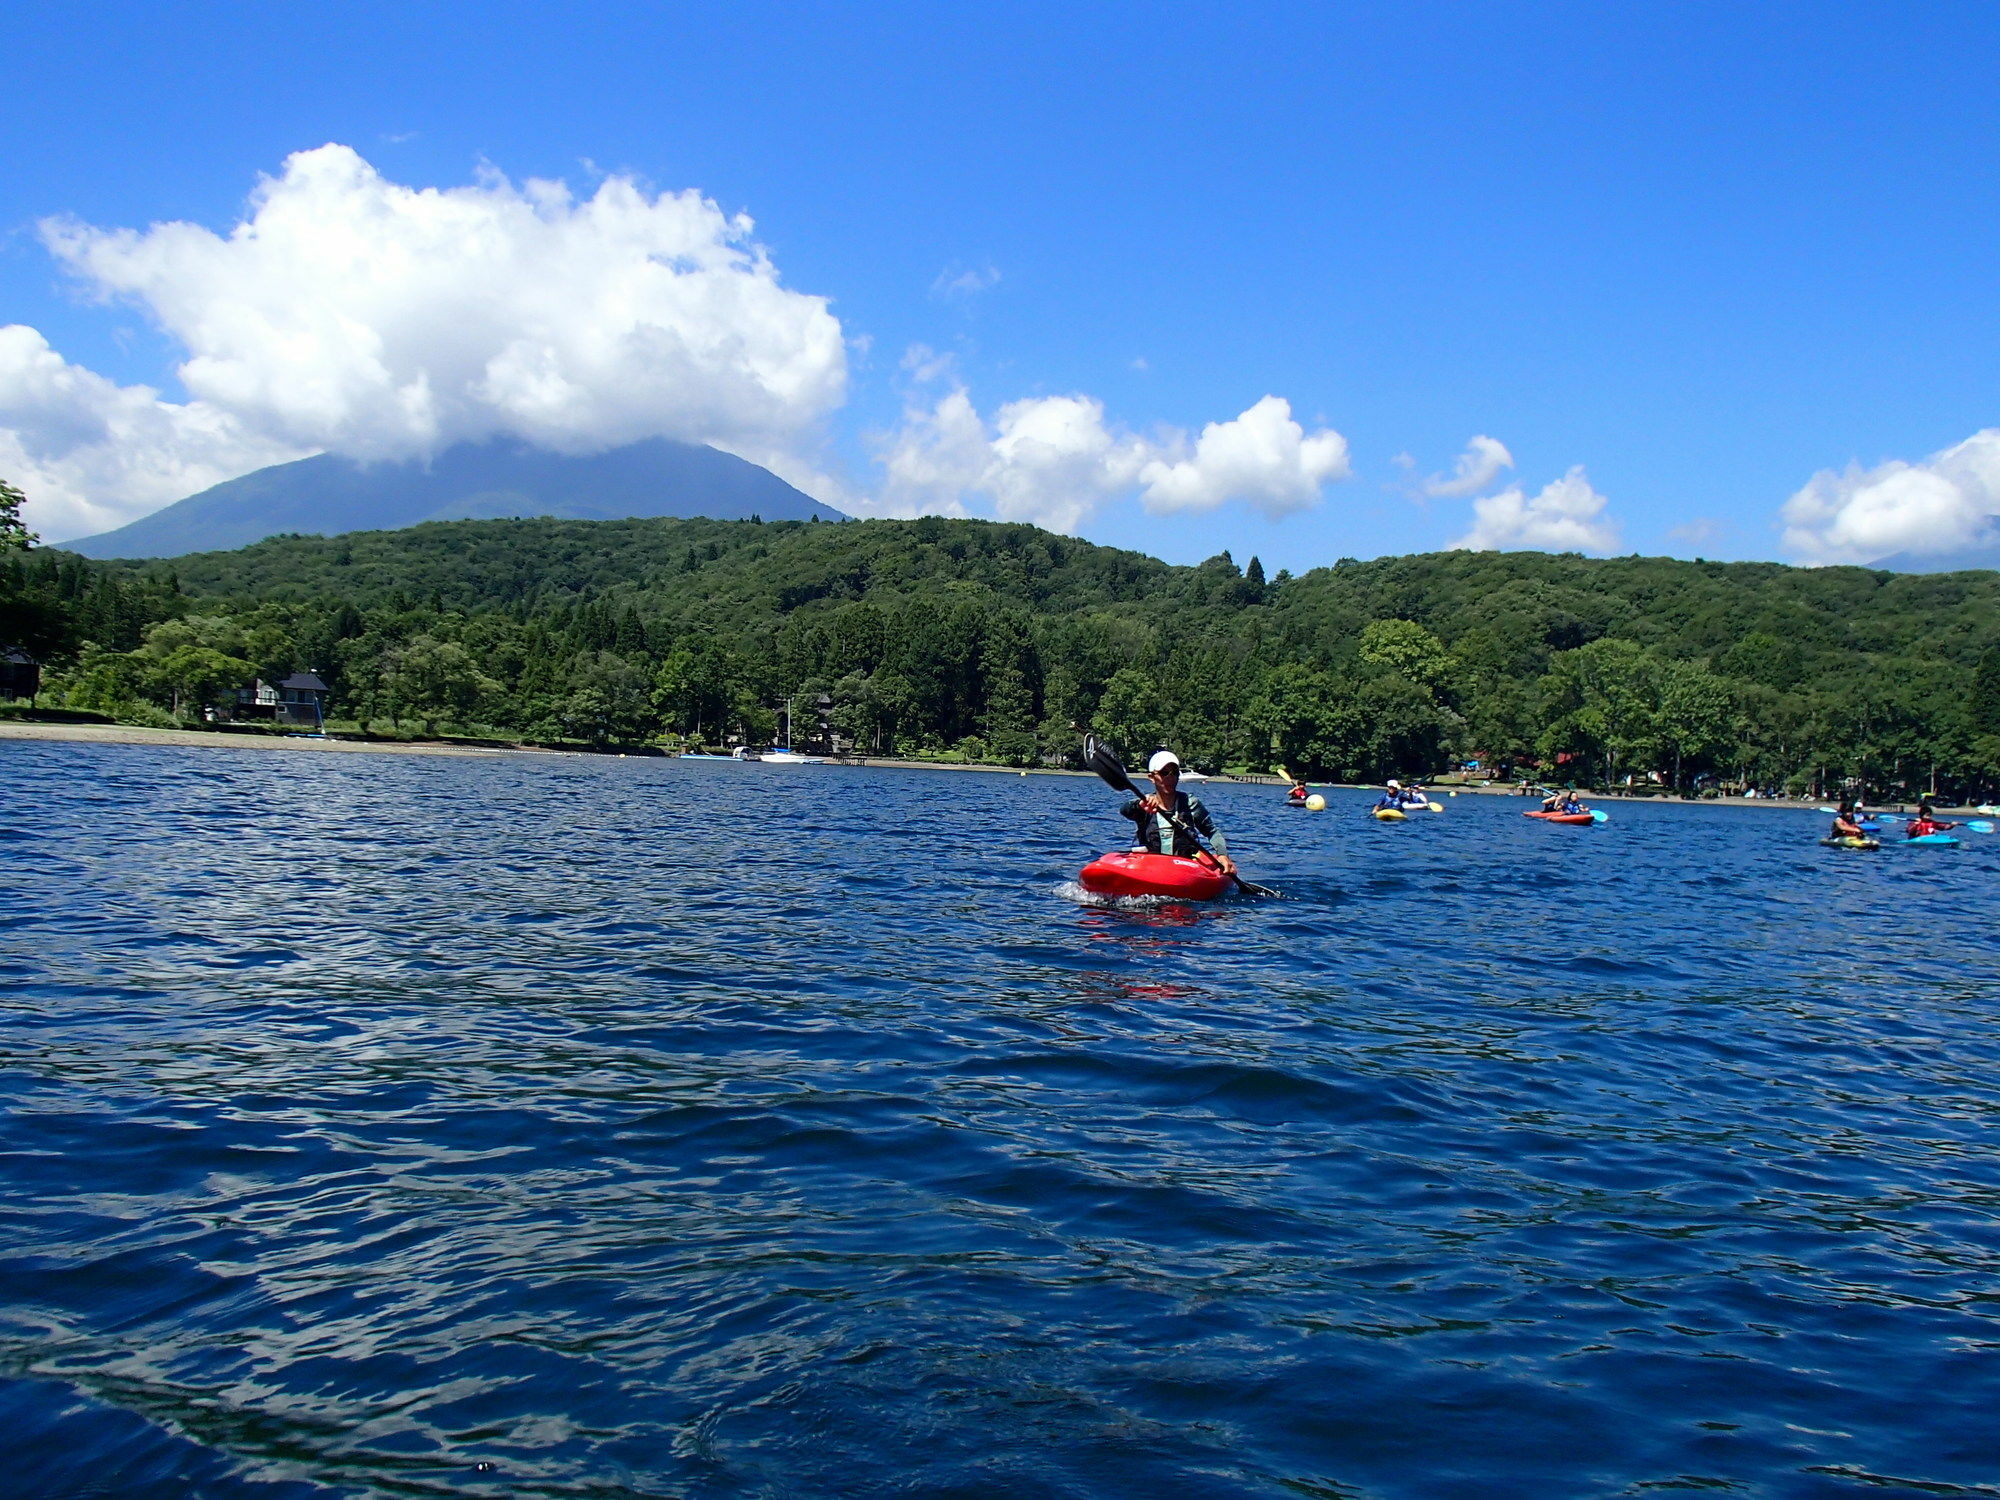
[7,740,2000,1499]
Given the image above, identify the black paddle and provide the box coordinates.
[1082,736,1281,898]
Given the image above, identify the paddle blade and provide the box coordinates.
[1967,820,1994,833]
[1590,810,1610,823]
[1081,735,1139,795]
[1427,801,1444,813]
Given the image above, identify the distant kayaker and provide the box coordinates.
[1286,777,1309,805]
[1374,779,1406,812]
[1123,751,1237,876]
[1545,789,1586,815]
[1830,801,1867,840]
[1907,802,1957,839]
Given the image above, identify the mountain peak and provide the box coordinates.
[63,437,846,558]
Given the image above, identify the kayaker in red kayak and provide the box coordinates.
[1122,751,1237,878]
[1907,802,1957,839]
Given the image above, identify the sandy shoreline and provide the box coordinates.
[0,721,546,760]
[3,722,1982,814]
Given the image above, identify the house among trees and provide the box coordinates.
[0,647,38,701]
[217,671,330,728]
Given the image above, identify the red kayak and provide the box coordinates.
[1524,810,1594,825]
[1078,851,1232,901]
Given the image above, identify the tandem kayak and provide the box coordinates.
[1821,836,1881,850]
[1524,811,1595,825]
[1078,851,1232,901]
[1373,807,1407,821]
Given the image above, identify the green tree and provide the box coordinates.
[978,610,1039,765]
[1968,648,2000,738]
[55,643,146,716]
[1091,667,1169,762]
[1537,638,1664,786]
[1657,660,1733,791]
[1254,669,1364,779]
[1357,619,1452,694]
[655,640,739,743]
[381,635,497,735]
[146,645,257,718]
[0,478,37,554]
[559,651,657,746]
[1357,675,1457,780]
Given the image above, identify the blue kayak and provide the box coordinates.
[1906,833,1961,846]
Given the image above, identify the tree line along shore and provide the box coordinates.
[5,507,2000,804]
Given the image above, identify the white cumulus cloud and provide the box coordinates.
[868,390,1348,532]
[1422,434,1514,498]
[1450,465,1620,554]
[1781,429,2000,564]
[6,143,1350,547]
[0,325,306,541]
[1137,395,1350,516]
[14,143,847,540]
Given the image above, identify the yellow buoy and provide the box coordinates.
[1305,794,1326,811]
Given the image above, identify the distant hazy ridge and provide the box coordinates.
[64,437,846,558]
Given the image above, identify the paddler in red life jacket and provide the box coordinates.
[1122,750,1237,877]
[1907,802,1957,839]
[1286,776,1309,805]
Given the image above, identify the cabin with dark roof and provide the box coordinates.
[216,671,330,728]
[0,647,39,702]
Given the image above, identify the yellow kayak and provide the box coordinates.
[1374,807,1407,822]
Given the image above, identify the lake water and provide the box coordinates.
[6,740,2000,1499]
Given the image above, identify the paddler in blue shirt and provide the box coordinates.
[1121,750,1237,877]
[1373,779,1406,811]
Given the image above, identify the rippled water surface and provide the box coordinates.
[8,740,2000,1498]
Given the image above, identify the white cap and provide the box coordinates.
[1387,779,1401,788]
[1147,750,1182,774]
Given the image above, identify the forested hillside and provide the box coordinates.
[8,512,2000,799]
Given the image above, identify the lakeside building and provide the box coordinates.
[0,647,39,701]
[214,672,331,729]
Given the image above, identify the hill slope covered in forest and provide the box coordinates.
[13,515,2000,797]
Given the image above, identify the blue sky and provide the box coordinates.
[5,3,1999,569]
